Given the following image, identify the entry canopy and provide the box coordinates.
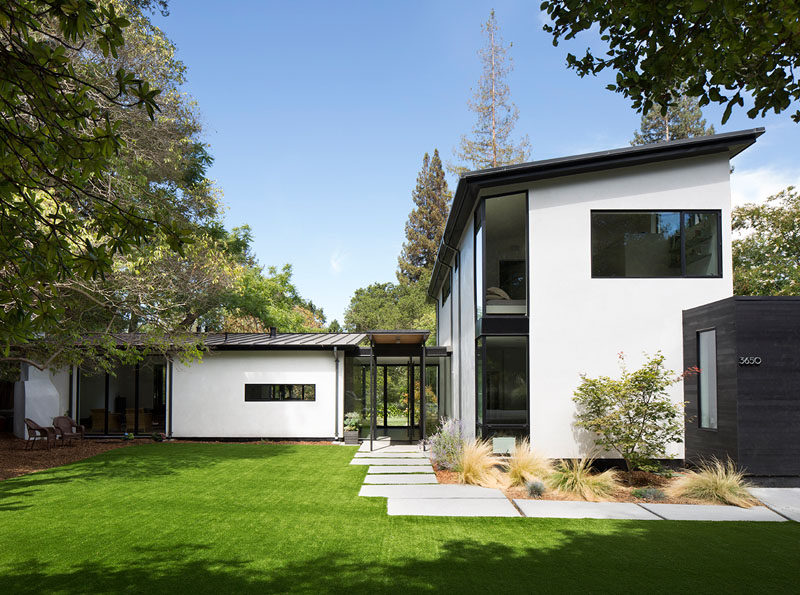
[367,330,430,346]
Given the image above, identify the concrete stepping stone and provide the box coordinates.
[353,452,429,459]
[363,474,438,484]
[350,458,429,466]
[640,503,786,521]
[749,488,800,522]
[358,445,423,454]
[388,498,521,517]
[366,466,435,474]
[360,484,506,499]
[513,500,661,520]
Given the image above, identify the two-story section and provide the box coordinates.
[429,128,763,460]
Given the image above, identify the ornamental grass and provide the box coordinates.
[505,439,552,487]
[548,457,620,501]
[458,438,507,488]
[669,458,756,508]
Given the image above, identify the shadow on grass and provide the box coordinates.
[1,522,798,594]
[0,443,308,511]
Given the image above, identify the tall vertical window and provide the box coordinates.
[441,271,451,305]
[698,329,718,429]
[591,210,721,278]
[476,336,528,436]
[475,193,528,318]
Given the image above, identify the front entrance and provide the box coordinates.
[351,360,438,443]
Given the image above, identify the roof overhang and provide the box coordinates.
[427,128,764,299]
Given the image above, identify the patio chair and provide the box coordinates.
[24,418,56,451]
[53,416,85,446]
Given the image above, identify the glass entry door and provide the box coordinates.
[358,362,438,442]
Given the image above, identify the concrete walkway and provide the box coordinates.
[749,488,800,522]
[349,441,792,521]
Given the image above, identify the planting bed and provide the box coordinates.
[433,464,760,507]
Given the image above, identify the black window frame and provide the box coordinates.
[474,335,530,438]
[696,328,719,431]
[441,270,451,306]
[473,191,530,323]
[244,384,316,402]
[590,209,723,279]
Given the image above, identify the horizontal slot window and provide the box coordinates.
[591,210,720,278]
[244,384,316,402]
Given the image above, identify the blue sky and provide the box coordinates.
[153,1,800,325]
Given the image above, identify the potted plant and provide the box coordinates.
[343,412,362,445]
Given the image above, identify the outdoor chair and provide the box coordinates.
[53,416,85,446]
[24,418,56,451]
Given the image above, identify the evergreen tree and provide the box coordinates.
[397,149,452,284]
[451,9,530,175]
[631,91,715,145]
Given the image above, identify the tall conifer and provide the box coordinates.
[397,149,452,284]
[632,91,715,145]
[451,9,530,175]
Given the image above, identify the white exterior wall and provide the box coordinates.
[171,350,343,439]
[13,365,71,438]
[529,154,733,458]
[456,223,477,437]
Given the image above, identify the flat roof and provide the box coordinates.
[366,330,430,346]
[428,128,764,299]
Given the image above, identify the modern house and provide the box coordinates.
[428,128,764,460]
[19,127,794,474]
[13,330,448,442]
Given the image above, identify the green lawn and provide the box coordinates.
[0,444,798,594]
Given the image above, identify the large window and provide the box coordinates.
[475,193,528,317]
[476,336,528,435]
[591,210,720,278]
[698,330,718,429]
[245,384,315,401]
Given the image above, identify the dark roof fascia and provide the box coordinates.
[428,128,764,298]
[210,344,363,352]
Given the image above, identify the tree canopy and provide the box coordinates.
[397,150,452,284]
[451,9,530,175]
[631,93,715,145]
[0,1,324,375]
[733,187,800,296]
[540,1,800,124]
[343,273,434,342]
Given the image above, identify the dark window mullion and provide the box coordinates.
[680,211,686,276]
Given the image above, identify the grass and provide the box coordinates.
[505,439,551,486]
[548,457,620,501]
[0,444,798,594]
[670,458,757,507]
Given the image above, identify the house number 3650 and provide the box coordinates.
[738,356,762,366]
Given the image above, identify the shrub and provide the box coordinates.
[525,478,546,498]
[427,418,463,470]
[343,412,362,432]
[573,352,689,472]
[547,457,620,501]
[632,487,666,501]
[505,439,552,486]
[458,438,505,488]
[669,458,756,508]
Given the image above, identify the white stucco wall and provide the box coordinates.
[529,153,734,458]
[13,365,71,438]
[171,350,343,439]
[456,223,477,437]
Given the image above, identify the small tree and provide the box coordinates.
[573,352,687,472]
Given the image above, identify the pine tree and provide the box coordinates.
[451,9,530,175]
[632,92,715,145]
[397,149,452,284]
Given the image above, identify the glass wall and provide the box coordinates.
[476,336,528,436]
[476,193,527,317]
[77,356,167,435]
